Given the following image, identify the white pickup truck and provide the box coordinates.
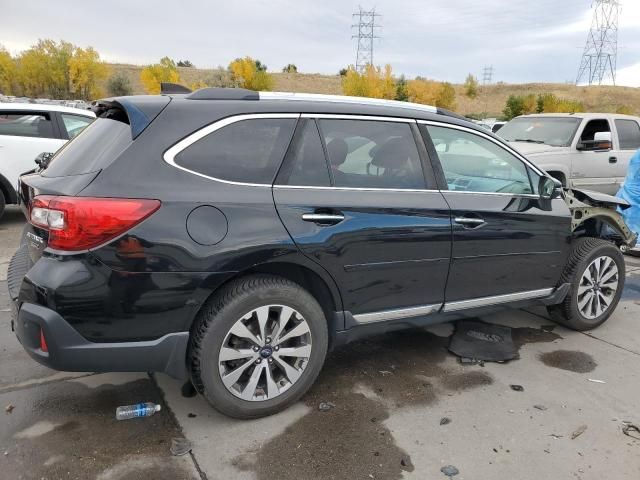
[498,113,640,195]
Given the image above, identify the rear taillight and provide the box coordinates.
[29,196,161,251]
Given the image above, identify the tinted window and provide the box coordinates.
[318,119,425,189]
[427,125,533,195]
[44,118,132,177]
[615,120,640,150]
[0,111,54,138]
[175,118,296,184]
[580,119,610,142]
[278,119,330,187]
[61,113,93,139]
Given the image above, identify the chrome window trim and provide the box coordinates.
[260,92,438,114]
[273,185,440,193]
[417,120,547,177]
[443,190,540,199]
[163,113,300,187]
[353,303,442,324]
[302,113,417,123]
[443,288,554,312]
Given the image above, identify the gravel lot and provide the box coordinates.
[1,205,640,480]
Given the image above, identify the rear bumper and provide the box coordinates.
[14,302,189,379]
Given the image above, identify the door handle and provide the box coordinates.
[454,217,485,228]
[609,156,617,164]
[302,213,345,225]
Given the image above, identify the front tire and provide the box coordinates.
[548,237,625,330]
[189,274,328,419]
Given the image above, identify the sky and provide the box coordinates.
[2,0,640,86]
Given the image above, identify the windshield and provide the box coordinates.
[498,117,581,147]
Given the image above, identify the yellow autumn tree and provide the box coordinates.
[407,78,457,110]
[342,64,396,99]
[228,57,273,91]
[140,57,181,94]
[15,40,75,98]
[0,45,15,94]
[68,47,109,99]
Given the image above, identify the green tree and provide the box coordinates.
[140,57,181,94]
[503,95,525,120]
[464,74,478,99]
[107,74,133,96]
[338,68,348,76]
[177,60,194,67]
[254,60,267,72]
[395,75,408,102]
[282,64,298,73]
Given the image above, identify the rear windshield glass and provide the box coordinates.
[44,118,132,177]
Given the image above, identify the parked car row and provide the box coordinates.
[7,88,637,419]
[0,103,95,217]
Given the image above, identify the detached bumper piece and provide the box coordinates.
[15,302,189,380]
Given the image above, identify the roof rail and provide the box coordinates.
[258,92,437,114]
[187,88,259,100]
[160,83,192,95]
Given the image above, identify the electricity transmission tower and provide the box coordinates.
[576,0,620,85]
[352,7,381,73]
[482,65,494,85]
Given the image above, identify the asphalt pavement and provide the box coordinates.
[1,205,640,480]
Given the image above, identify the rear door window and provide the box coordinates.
[174,118,297,184]
[60,113,93,139]
[317,119,426,189]
[0,111,55,139]
[615,120,640,150]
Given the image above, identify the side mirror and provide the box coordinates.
[577,131,612,151]
[539,176,560,200]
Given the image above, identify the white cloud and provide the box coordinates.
[617,62,640,88]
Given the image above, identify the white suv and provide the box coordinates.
[0,103,95,217]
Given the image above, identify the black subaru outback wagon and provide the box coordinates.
[9,88,633,418]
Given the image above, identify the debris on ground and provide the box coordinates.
[318,402,335,412]
[440,417,452,425]
[379,370,393,376]
[170,437,193,456]
[187,413,197,418]
[571,425,588,440]
[510,385,524,392]
[449,321,518,362]
[587,378,606,384]
[115,402,161,420]
[441,465,460,477]
[181,381,197,398]
[549,434,563,439]
[459,357,484,366]
[400,455,413,469]
[534,405,547,411]
[622,423,640,440]
[5,404,15,414]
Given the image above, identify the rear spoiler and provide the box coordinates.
[161,82,192,94]
[92,95,171,139]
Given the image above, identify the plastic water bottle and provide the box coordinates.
[115,402,161,420]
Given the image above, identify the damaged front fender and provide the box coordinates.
[563,189,638,247]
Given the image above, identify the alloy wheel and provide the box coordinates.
[218,305,313,401]
[577,255,619,320]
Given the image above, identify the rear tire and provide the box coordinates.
[547,237,625,331]
[188,274,328,419]
[0,190,6,220]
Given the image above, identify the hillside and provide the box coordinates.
[105,63,640,117]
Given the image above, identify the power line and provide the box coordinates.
[351,7,382,73]
[576,0,620,85]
